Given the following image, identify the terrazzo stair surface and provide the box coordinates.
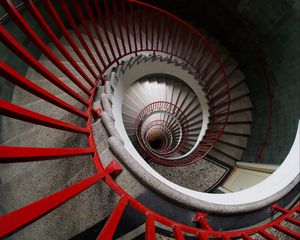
[0,35,115,239]
[0,6,258,238]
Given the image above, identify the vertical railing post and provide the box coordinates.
[122,0,132,53]
[104,0,122,58]
[97,196,128,240]
[130,3,138,55]
[145,214,156,240]
[95,0,118,63]
[113,0,127,55]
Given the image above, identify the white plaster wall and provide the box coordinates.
[112,56,299,206]
[113,58,210,159]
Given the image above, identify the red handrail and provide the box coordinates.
[0,0,296,239]
[135,101,190,164]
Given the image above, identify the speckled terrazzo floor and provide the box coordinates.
[149,158,229,192]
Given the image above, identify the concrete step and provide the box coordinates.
[213,141,244,161]
[30,60,96,87]
[208,149,236,167]
[12,76,88,107]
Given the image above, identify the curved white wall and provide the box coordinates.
[112,55,299,209]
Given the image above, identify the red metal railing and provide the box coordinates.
[0,0,298,239]
[143,120,177,154]
[135,101,190,163]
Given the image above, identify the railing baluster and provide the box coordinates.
[166,16,174,52]
[94,0,118,63]
[113,0,127,55]
[0,146,93,163]
[97,196,128,240]
[0,172,105,238]
[137,4,143,50]
[273,223,300,239]
[221,234,231,240]
[170,21,179,55]
[0,99,89,134]
[0,61,88,119]
[173,225,185,240]
[286,216,300,226]
[122,0,132,53]
[104,0,122,58]
[197,231,209,240]
[258,230,277,240]
[156,12,161,51]
[1,0,93,93]
[43,0,98,81]
[151,10,155,51]
[73,0,106,69]
[130,3,138,54]
[23,0,95,88]
[0,25,90,105]
[160,15,168,52]
[183,31,194,62]
[145,214,156,240]
[193,213,213,231]
[241,233,252,240]
[83,0,111,65]
[60,0,102,73]
[175,25,184,57]
[145,7,149,50]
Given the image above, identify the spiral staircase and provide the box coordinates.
[0,0,299,239]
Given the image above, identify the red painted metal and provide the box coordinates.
[193,213,213,231]
[0,25,90,106]
[160,15,169,52]
[151,10,155,51]
[23,0,95,88]
[0,61,88,119]
[43,0,98,80]
[113,0,127,55]
[94,0,118,62]
[122,0,133,53]
[0,99,89,134]
[104,0,122,58]
[130,3,138,53]
[221,234,231,240]
[73,0,106,68]
[135,101,190,165]
[156,13,161,51]
[273,223,300,239]
[60,0,102,72]
[0,146,93,163]
[97,196,128,240]
[258,230,277,240]
[84,0,111,65]
[286,216,300,226]
[0,2,23,22]
[145,214,156,240]
[0,0,296,239]
[170,21,179,55]
[1,0,93,95]
[241,233,253,240]
[145,7,149,50]
[173,225,185,240]
[0,172,106,238]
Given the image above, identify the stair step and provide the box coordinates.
[208,148,236,167]
[213,142,244,160]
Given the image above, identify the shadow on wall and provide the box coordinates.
[144,0,300,165]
